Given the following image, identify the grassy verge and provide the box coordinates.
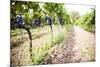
[32,24,72,65]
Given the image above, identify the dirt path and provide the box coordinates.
[44,25,95,64]
[72,26,95,62]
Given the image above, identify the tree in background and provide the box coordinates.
[70,10,80,23]
[75,9,95,32]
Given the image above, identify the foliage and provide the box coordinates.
[43,3,72,24]
[10,1,73,30]
[75,9,95,32]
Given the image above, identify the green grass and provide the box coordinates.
[32,32,65,64]
[31,25,72,65]
[11,29,20,36]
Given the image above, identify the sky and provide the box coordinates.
[19,0,96,16]
[66,0,95,5]
[64,0,95,16]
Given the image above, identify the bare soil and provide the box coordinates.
[44,26,95,64]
